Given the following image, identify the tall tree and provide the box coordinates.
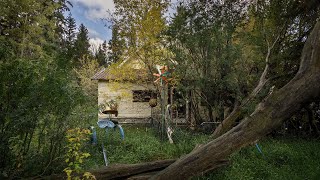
[64,13,77,61]
[95,40,108,66]
[0,0,67,58]
[74,23,91,65]
[107,24,124,63]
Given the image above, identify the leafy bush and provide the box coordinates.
[64,128,95,180]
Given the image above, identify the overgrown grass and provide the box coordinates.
[196,137,320,180]
[82,126,320,179]
[83,125,209,170]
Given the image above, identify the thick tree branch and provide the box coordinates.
[212,31,281,138]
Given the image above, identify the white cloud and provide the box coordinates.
[87,27,100,38]
[85,8,109,21]
[70,0,115,21]
[89,37,104,54]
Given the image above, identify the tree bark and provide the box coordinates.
[91,159,175,179]
[306,106,320,136]
[39,159,176,180]
[151,21,320,179]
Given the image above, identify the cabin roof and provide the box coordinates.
[91,67,148,81]
[91,68,109,80]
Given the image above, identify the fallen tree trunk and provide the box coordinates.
[151,21,320,179]
[90,159,175,179]
[39,159,175,180]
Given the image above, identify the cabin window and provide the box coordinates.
[132,90,154,102]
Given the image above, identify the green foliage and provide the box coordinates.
[0,57,85,177]
[167,1,248,123]
[64,128,96,180]
[166,0,320,125]
[0,0,97,178]
[110,0,172,80]
[107,60,149,82]
[74,56,99,100]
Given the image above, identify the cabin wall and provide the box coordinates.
[98,81,154,118]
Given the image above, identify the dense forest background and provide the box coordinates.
[0,0,319,178]
[0,0,108,177]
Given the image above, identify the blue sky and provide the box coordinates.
[69,0,115,52]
